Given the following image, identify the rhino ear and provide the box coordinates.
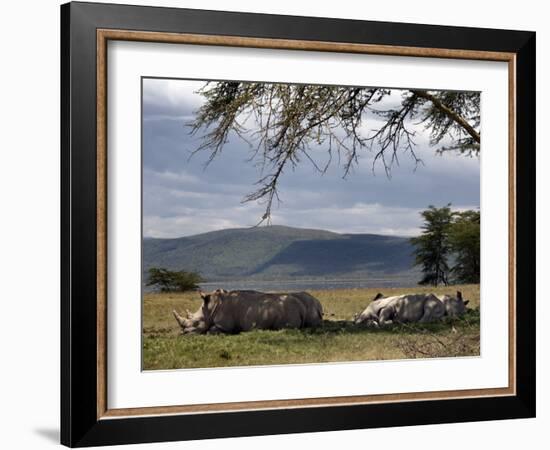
[464,300,470,306]
[199,290,207,300]
[373,293,384,301]
[456,291,463,300]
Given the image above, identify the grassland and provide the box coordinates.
[143,284,480,370]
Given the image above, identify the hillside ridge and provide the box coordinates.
[143,225,416,281]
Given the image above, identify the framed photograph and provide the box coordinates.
[61,1,536,447]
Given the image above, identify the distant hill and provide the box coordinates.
[143,225,417,282]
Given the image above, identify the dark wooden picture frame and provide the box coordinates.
[61,1,536,447]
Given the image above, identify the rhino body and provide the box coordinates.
[291,291,324,327]
[355,291,468,327]
[173,289,323,334]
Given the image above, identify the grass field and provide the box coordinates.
[143,284,480,370]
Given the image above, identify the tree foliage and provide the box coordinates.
[410,205,453,286]
[146,267,204,292]
[448,210,480,284]
[411,206,480,286]
[188,82,480,223]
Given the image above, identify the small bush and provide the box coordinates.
[146,267,204,292]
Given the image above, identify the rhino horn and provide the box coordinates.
[173,310,185,328]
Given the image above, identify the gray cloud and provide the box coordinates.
[142,78,480,238]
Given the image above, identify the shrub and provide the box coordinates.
[146,267,204,292]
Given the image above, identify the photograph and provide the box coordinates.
[141,77,481,370]
[56,1,536,446]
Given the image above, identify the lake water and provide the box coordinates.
[199,276,418,292]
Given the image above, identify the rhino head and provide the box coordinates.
[173,289,227,334]
[353,309,380,327]
[442,291,470,317]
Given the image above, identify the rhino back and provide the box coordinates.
[288,292,323,327]
[394,294,444,322]
[366,295,401,315]
[393,295,428,322]
[215,292,306,332]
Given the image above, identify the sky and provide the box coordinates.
[142,78,480,238]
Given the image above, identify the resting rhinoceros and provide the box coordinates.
[354,291,468,327]
[173,289,323,334]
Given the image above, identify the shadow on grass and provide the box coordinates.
[305,308,480,336]
[145,308,480,341]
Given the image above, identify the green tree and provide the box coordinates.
[189,82,480,223]
[410,205,453,286]
[146,267,204,292]
[448,210,480,283]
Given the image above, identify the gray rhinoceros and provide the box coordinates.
[173,289,323,334]
[354,291,469,327]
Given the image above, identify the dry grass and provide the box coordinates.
[143,284,480,370]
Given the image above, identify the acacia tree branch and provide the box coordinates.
[412,90,480,143]
[187,82,480,223]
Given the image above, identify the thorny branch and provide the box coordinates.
[188,82,480,223]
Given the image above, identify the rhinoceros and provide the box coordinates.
[354,291,468,327]
[173,289,323,334]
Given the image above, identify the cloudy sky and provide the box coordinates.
[142,78,480,238]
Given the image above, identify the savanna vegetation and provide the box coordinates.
[143,284,480,370]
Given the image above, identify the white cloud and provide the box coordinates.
[272,202,424,236]
[143,78,205,111]
[143,201,480,239]
[144,168,200,185]
[143,204,266,238]
[143,114,196,122]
